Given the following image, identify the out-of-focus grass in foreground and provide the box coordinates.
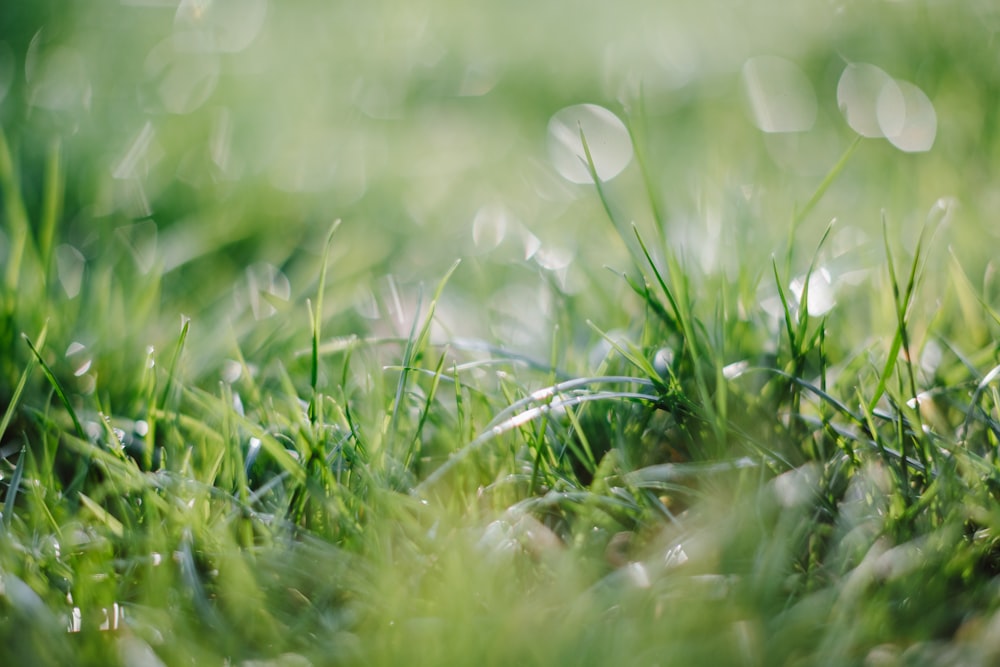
[4,1,1000,665]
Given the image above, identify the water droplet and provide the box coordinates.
[742,56,816,133]
[547,104,633,184]
[65,342,95,383]
[837,63,902,138]
[880,79,936,153]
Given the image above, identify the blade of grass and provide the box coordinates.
[0,322,47,445]
[387,260,460,458]
[309,219,342,425]
[785,135,862,273]
[22,331,84,439]
[38,136,64,275]
[416,388,661,494]
[146,316,190,469]
[0,126,36,294]
[2,438,27,531]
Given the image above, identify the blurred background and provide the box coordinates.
[2,0,1000,380]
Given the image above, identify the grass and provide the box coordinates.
[4,1,1000,665]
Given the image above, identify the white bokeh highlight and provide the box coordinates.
[880,79,937,153]
[547,104,633,184]
[838,63,937,152]
[837,63,902,139]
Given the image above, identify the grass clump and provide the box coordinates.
[4,2,1000,666]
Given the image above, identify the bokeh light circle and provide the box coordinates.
[546,104,633,184]
[837,63,902,138]
[880,79,937,153]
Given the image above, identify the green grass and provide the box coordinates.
[4,1,1000,665]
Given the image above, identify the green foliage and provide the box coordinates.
[4,2,1000,665]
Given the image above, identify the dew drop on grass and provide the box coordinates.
[880,79,937,153]
[65,341,93,377]
[837,63,902,138]
[547,104,633,184]
[742,55,817,133]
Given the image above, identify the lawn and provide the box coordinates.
[3,1,1000,665]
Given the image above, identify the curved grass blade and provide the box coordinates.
[415,388,661,494]
[0,321,47,447]
[22,332,84,439]
[0,125,35,293]
[309,219,342,424]
[2,438,27,531]
[388,260,460,454]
